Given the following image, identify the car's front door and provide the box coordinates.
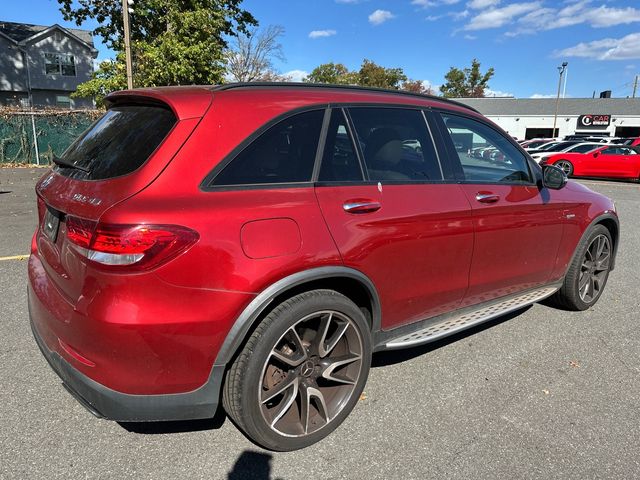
[314,107,474,329]
[594,146,639,178]
[434,112,566,307]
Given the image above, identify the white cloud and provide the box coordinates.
[464,2,541,30]
[451,9,470,20]
[335,0,361,3]
[412,0,460,7]
[485,88,514,97]
[309,29,337,39]
[463,34,477,40]
[530,93,556,99]
[555,33,640,61]
[467,0,500,9]
[426,15,444,21]
[283,70,309,82]
[509,1,640,35]
[369,9,395,25]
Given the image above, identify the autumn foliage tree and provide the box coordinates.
[439,58,495,98]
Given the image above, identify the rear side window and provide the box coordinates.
[319,109,363,182]
[348,108,442,182]
[441,113,532,184]
[58,105,176,180]
[212,110,324,186]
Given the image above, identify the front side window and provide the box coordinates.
[348,107,442,182]
[441,113,532,184]
[212,110,324,186]
[44,53,76,76]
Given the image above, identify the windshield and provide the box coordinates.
[57,105,176,180]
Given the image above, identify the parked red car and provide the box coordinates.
[543,144,640,180]
[29,83,619,451]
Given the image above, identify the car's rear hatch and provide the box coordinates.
[34,87,212,302]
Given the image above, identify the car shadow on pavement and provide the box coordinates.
[118,406,227,434]
[372,305,532,367]
[227,450,282,480]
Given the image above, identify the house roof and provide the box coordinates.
[0,20,95,49]
[456,97,640,116]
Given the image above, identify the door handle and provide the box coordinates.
[475,192,500,203]
[343,200,381,214]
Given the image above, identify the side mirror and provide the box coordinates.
[593,151,600,158]
[542,165,568,190]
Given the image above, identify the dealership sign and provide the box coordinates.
[577,114,611,129]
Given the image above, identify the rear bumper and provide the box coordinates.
[30,309,224,421]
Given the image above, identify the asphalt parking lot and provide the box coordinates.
[1,167,639,479]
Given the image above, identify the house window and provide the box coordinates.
[44,53,76,76]
[56,95,71,108]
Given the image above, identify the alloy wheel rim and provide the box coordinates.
[258,310,363,438]
[578,234,611,303]
[556,161,572,175]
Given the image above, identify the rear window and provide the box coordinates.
[56,105,176,180]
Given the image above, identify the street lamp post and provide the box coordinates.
[552,62,568,139]
[122,0,134,89]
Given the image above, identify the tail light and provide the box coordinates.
[65,216,199,272]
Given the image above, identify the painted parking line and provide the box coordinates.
[0,255,29,262]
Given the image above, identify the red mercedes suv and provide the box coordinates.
[29,84,619,451]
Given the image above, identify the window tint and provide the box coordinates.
[441,114,532,184]
[213,110,324,186]
[319,109,363,182]
[601,147,620,155]
[571,144,599,153]
[58,105,176,180]
[348,108,442,182]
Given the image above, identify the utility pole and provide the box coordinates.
[122,0,134,89]
[552,62,568,139]
[633,75,638,98]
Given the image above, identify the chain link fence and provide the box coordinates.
[0,108,102,165]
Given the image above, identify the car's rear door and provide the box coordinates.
[314,107,474,330]
[433,111,565,307]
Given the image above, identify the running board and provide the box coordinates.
[383,286,558,350]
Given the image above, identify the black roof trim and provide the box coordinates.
[211,82,480,114]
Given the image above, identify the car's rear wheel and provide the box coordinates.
[555,160,574,176]
[549,224,613,311]
[223,289,371,451]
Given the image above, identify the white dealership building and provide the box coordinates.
[457,97,640,140]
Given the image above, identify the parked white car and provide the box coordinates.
[530,143,603,163]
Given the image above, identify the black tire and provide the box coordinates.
[554,159,574,176]
[223,289,372,451]
[548,224,613,311]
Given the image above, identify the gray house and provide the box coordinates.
[0,21,97,108]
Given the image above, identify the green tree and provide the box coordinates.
[304,63,354,84]
[439,59,495,98]
[357,59,407,89]
[304,60,407,89]
[59,0,257,105]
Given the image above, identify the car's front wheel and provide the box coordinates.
[554,159,574,176]
[223,289,371,451]
[550,224,613,311]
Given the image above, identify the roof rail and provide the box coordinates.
[211,82,480,114]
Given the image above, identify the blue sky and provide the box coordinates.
[3,0,640,98]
